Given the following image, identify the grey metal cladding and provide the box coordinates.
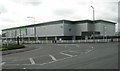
[2,19,116,31]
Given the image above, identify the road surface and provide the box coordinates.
[1,42,118,69]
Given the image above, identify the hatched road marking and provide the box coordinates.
[1,62,5,65]
[49,55,57,61]
[85,49,93,53]
[23,68,26,69]
[60,52,73,57]
[61,49,71,53]
[29,58,35,64]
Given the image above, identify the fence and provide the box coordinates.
[2,39,118,45]
[2,36,120,45]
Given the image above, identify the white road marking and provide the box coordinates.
[61,49,71,52]
[74,55,78,56]
[69,51,79,53]
[49,55,57,61]
[3,56,76,66]
[60,52,73,57]
[41,63,47,65]
[69,51,81,54]
[23,68,26,69]
[85,49,93,53]
[1,62,5,65]
[48,61,55,63]
[29,58,35,64]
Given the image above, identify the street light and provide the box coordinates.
[27,16,36,43]
[91,6,95,42]
[91,6,95,20]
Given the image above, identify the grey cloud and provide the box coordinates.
[2,18,15,23]
[118,2,120,31]
[97,10,117,22]
[26,2,41,6]
[102,3,117,22]
[54,9,75,17]
[0,5,7,14]
[104,2,118,13]
[77,2,88,6]
[86,2,118,23]
[11,0,42,6]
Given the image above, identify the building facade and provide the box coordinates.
[2,20,116,43]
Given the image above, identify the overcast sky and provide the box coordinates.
[0,0,119,34]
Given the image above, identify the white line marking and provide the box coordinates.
[48,61,55,63]
[1,62,5,65]
[29,58,35,64]
[23,68,26,69]
[49,55,57,61]
[60,52,73,57]
[85,49,93,53]
[61,49,71,52]
[74,55,78,56]
[4,53,79,66]
[39,62,51,65]
[69,51,79,53]
[4,56,76,66]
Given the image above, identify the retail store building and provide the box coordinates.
[2,19,116,43]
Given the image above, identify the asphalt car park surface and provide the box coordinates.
[1,42,118,69]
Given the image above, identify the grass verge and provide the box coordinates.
[0,44,25,51]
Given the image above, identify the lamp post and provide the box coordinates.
[27,16,36,43]
[103,26,107,42]
[91,6,95,20]
[91,6,95,42]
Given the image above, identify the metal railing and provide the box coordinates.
[2,39,119,45]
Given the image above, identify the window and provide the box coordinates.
[2,33,6,37]
[15,30,17,36]
[69,28,71,32]
[61,26,63,28]
[26,29,27,35]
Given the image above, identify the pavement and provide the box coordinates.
[1,42,119,69]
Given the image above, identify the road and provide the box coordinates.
[1,42,118,69]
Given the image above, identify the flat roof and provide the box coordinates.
[2,19,116,31]
[74,20,116,24]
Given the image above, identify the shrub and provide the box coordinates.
[0,47,8,51]
[0,44,25,51]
